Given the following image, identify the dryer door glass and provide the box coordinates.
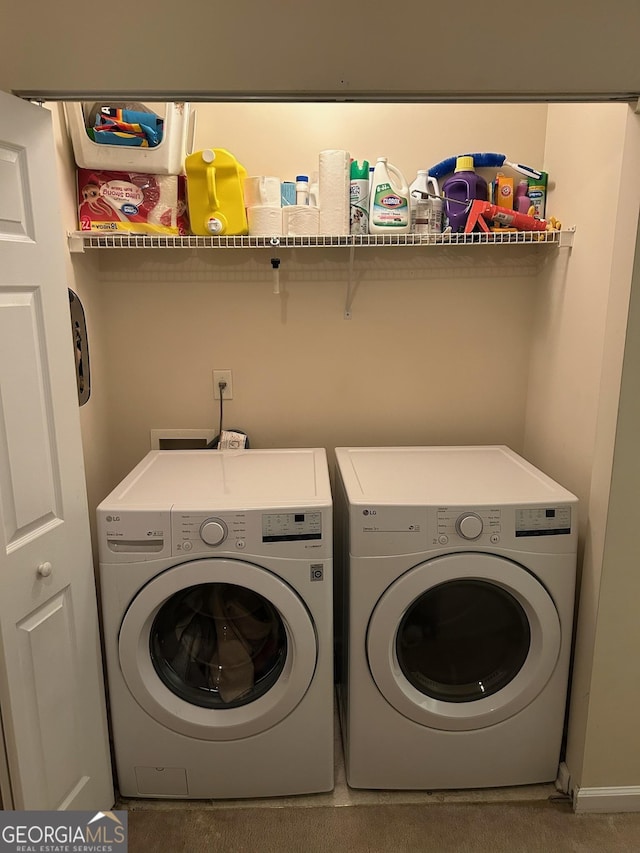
[396,580,530,702]
[149,582,287,709]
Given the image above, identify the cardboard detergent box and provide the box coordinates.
[77,168,190,234]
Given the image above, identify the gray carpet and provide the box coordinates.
[127,800,640,852]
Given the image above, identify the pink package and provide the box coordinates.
[77,169,190,235]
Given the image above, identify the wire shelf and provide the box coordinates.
[68,229,574,252]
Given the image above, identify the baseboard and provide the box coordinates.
[574,785,640,813]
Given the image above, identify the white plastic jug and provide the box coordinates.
[410,170,443,234]
[369,158,411,234]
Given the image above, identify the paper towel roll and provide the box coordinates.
[319,149,350,236]
[247,205,282,236]
[283,205,319,236]
[243,176,282,208]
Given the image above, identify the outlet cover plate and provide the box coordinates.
[213,369,233,399]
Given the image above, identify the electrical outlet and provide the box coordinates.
[213,369,233,400]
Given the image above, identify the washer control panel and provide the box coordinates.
[349,502,577,556]
[515,506,572,537]
[455,512,484,540]
[262,511,322,543]
[173,512,247,554]
[432,505,574,548]
[171,509,326,555]
[199,517,228,546]
[435,507,502,546]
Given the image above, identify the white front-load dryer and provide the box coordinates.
[334,445,578,790]
[98,448,333,799]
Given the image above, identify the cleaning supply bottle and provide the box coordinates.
[527,171,548,218]
[441,155,488,232]
[349,160,370,235]
[515,180,531,214]
[409,169,443,234]
[184,148,248,236]
[369,157,411,233]
[295,175,310,205]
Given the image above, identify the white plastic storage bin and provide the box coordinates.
[64,101,193,175]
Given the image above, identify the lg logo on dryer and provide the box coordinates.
[362,509,377,516]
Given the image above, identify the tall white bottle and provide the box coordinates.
[369,157,411,234]
[409,170,443,234]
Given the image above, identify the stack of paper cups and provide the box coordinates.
[247,205,283,236]
[319,149,350,235]
[283,205,319,236]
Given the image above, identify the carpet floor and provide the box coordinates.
[126,799,640,852]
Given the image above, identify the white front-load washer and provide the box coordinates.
[98,448,333,799]
[334,445,578,790]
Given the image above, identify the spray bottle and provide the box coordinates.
[349,160,370,234]
[369,157,411,234]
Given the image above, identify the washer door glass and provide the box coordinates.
[367,553,562,731]
[150,582,287,709]
[118,558,318,741]
[396,579,530,703]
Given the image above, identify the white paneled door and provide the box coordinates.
[0,91,113,809]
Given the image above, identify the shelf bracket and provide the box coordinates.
[557,226,576,249]
[344,244,356,319]
[67,232,86,254]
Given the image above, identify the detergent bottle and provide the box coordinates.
[441,155,488,232]
[185,148,248,236]
[369,158,411,233]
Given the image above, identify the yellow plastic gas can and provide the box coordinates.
[185,148,248,236]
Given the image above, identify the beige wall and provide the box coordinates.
[522,104,640,791]
[523,104,631,510]
[2,2,640,99]
[190,103,547,190]
[94,251,539,489]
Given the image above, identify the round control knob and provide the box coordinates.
[199,518,228,546]
[455,513,483,540]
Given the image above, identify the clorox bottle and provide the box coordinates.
[369,157,411,233]
[185,148,249,236]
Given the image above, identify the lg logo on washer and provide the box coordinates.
[362,509,377,516]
